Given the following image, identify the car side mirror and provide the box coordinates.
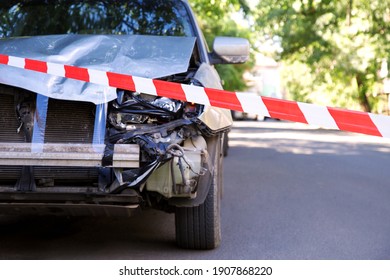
[209,36,250,65]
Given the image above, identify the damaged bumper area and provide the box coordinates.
[0,143,139,168]
[0,35,230,216]
[0,85,214,215]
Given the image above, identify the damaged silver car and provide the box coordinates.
[0,0,249,249]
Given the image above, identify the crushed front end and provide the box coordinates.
[0,35,232,217]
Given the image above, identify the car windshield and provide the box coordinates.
[0,0,194,38]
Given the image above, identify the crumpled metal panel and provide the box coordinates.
[0,34,196,104]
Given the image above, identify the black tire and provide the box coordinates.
[175,135,222,250]
[222,131,229,157]
[231,110,237,120]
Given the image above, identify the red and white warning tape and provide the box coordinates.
[1,54,390,139]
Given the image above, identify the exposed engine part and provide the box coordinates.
[108,112,149,129]
[144,135,208,199]
[108,118,194,147]
[15,93,36,142]
[108,91,184,129]
[106,127,199,193]
[104,89,209,196]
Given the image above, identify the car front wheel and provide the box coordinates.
[175,135,222,250]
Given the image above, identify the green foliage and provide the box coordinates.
[281,60,360,110]
[255,0,390,113]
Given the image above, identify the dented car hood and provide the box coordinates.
[0,34,196,104]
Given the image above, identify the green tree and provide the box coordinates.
[255,0,390,112]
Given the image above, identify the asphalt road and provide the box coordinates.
[1,120,390,260]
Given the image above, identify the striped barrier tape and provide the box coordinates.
[1,54,390,139]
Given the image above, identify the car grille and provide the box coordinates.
[44,98,95,144]
[0,88,25,143]
[0,86,99,188]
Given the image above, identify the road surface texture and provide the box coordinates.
[1,120,390,260]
